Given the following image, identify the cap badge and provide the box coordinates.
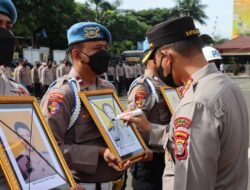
[84,27,100,38]
[185,29,200,37]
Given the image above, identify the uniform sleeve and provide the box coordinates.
[40,85,100,174]
[127,83,152,112]
[148,123,166,148]
[172,102,220,190]
[127,83,167,148]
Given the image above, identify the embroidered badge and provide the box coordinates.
[175,130,189,139]
[47,93,64,116]
[174,117,192,129]
[135,90,147,108]
[84,27,100,39]
[174,137,188,160]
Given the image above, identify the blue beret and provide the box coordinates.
[0,0,17,24]
[67,22,112,46]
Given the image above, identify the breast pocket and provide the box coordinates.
[74,109,101,143]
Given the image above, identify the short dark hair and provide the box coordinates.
[14,122,30,132]
[158,37,202,57]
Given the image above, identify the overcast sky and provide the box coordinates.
[75,0,234,39]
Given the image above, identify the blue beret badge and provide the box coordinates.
[84,27,100,39]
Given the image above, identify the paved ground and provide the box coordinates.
[120,76,250,190]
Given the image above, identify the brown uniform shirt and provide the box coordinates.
[0,73,30,96]
[40,68,123,183]
[0,73,29,189]
[127,69,171,151]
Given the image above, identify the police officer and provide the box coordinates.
[127,38,172,190]
[0,3,27,190]
[0,29,29,96]
[115,62,125,96]
[40,22,131,190]
[123,16,249,190]
[31,61,41,98]
[41,61,54,93]
[16,59,32,92]
[202,46,222,70]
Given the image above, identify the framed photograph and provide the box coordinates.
[78,89,147,167]
[0,96,75,190]
[160,86,181,114]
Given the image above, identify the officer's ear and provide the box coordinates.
[160,50,172,65]
[71,49,80,61]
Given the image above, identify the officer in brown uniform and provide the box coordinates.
[0,28,29,190]
[40,22,130,190]
[127,38,173,190]
[123,16,249,190]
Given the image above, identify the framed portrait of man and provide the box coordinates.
[0,96,75,190]
[78,89,147,167]
[160,86,181,114]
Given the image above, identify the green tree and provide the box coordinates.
[13,0,95,49]
[87,0,122,22]
[172,0,208,24]
[127,8,172,27]
[101,10,148,53]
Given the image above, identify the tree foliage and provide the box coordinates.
[12,0,208,54]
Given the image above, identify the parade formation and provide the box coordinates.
[0,0,249,190]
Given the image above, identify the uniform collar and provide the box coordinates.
[69,67,104,90]
[144,69,154,78]
[191,63,218,84]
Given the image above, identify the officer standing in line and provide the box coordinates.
[115,61,125,96]
[123,16,249,190]
[31,61,41,98]
[40,22,134,190]
[56,60,64,79]
[107,62,116,82]
[127,38,173,190]
[16,59,32,92]
[202,46,222,70]
[41,61,54,93]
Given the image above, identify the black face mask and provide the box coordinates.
[81,50,110,75]
[157,56,179,88]
[0,28,15,66]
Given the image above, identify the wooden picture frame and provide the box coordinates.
[78,89,147,167]
[160,86,181,114]
[0,96,75,190]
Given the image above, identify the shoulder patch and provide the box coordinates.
[135,89,147,108]
[174,117,192,129]
[174,136,188,160]
[47,93,64,116]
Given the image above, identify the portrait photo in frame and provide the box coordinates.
[160,86,181,114]
[78,89,147,167]
[0,96,75,190]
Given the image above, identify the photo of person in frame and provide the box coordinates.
[14,121,55,183]
[102,103,134,149]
